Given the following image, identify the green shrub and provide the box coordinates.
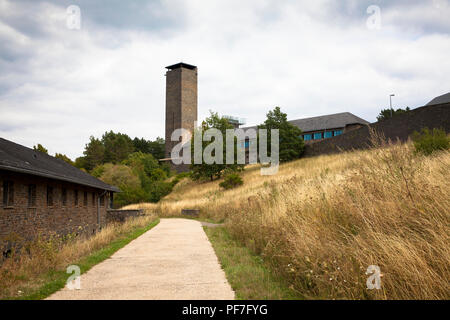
[412,128,449,155]
[219,173,243,190]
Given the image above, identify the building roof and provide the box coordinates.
[0,137,120,192]
[288,112,370,132]
[165,62,197,70]
[426,92,450,106]
[241,112,370,133]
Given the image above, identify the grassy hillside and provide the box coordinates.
[125,138,450,299]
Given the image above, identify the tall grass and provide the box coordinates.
[0,214,157,299]
[126,137,449,299]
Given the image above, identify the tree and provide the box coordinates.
[74,156,87,169]
[190,111,244,181]
[55,153,74,165]
[102,131,135,163]
[98,163,143,207]
[133,137,165,160]
[377,107,411,121]
[33,144,48,154]
[83,136,105,171]
[258,106,305,162]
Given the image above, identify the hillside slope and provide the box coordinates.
[126,139,450,299]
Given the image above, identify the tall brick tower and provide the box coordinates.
[164,62,198,167]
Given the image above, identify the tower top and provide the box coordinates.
[165,62,197,70]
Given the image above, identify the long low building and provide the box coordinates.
[0,137,120,254]
[289,112,370,143]
[237,112,370,161]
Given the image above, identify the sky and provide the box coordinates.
[0,0,449,160]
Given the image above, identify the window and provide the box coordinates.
[47,186,53,206]
[84,191,88,206]
[92,193,95,206]
[62,188,67,206]
[28,184,37,207]
[109,192,114,209]
[74,190,78,206]
[244,140,250,148]
[334,130,343,136]
[313,132,322,140]
[2,181,14,207]
[303,134,312,141]
[324,131,333,138]
[100,195,105,207]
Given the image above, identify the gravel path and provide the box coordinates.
[47,218,235,300]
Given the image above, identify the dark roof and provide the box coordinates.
[0,137,120,192]
[165,62,197,70]
[426,92,450,106]
[288,112,370,132]
[241,112,370,133]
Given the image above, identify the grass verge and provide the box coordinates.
[4,217,159,300]
[204,226,302,300]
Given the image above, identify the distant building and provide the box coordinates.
[0,137,119,253]
[239,111,369,148]
[288,112,370,143]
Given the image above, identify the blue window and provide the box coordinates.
[244,141,250,148]
[313,132,322,140]
[303,134,312,141]
[334,130,343,136]
[324,131,333,138]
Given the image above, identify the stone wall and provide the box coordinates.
[304,103,450,157]
[106,209,143,223]
[0,170,110,251]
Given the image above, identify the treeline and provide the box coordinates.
[73,131,165,171]
[35,132,178,207]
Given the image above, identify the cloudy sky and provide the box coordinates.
[1,0,449,159]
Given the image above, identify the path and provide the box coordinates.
[47,218,235,300]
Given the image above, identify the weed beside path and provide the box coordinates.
[1,216,159,300]
[204,226,302,300]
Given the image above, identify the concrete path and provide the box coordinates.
[47,218,235,300]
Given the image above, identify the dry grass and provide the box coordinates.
[0,214,157,299]
[126,137,449,299]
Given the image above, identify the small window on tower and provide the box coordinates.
[74,190,78,206]
[83,191,88,206]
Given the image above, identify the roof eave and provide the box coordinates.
[0,164,120,192]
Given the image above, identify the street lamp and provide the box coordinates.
[389,94,395,117]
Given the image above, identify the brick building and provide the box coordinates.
[0,137,119,253]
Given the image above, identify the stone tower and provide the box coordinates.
[164,62,198,165]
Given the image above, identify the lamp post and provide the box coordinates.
[390,94,395,117]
